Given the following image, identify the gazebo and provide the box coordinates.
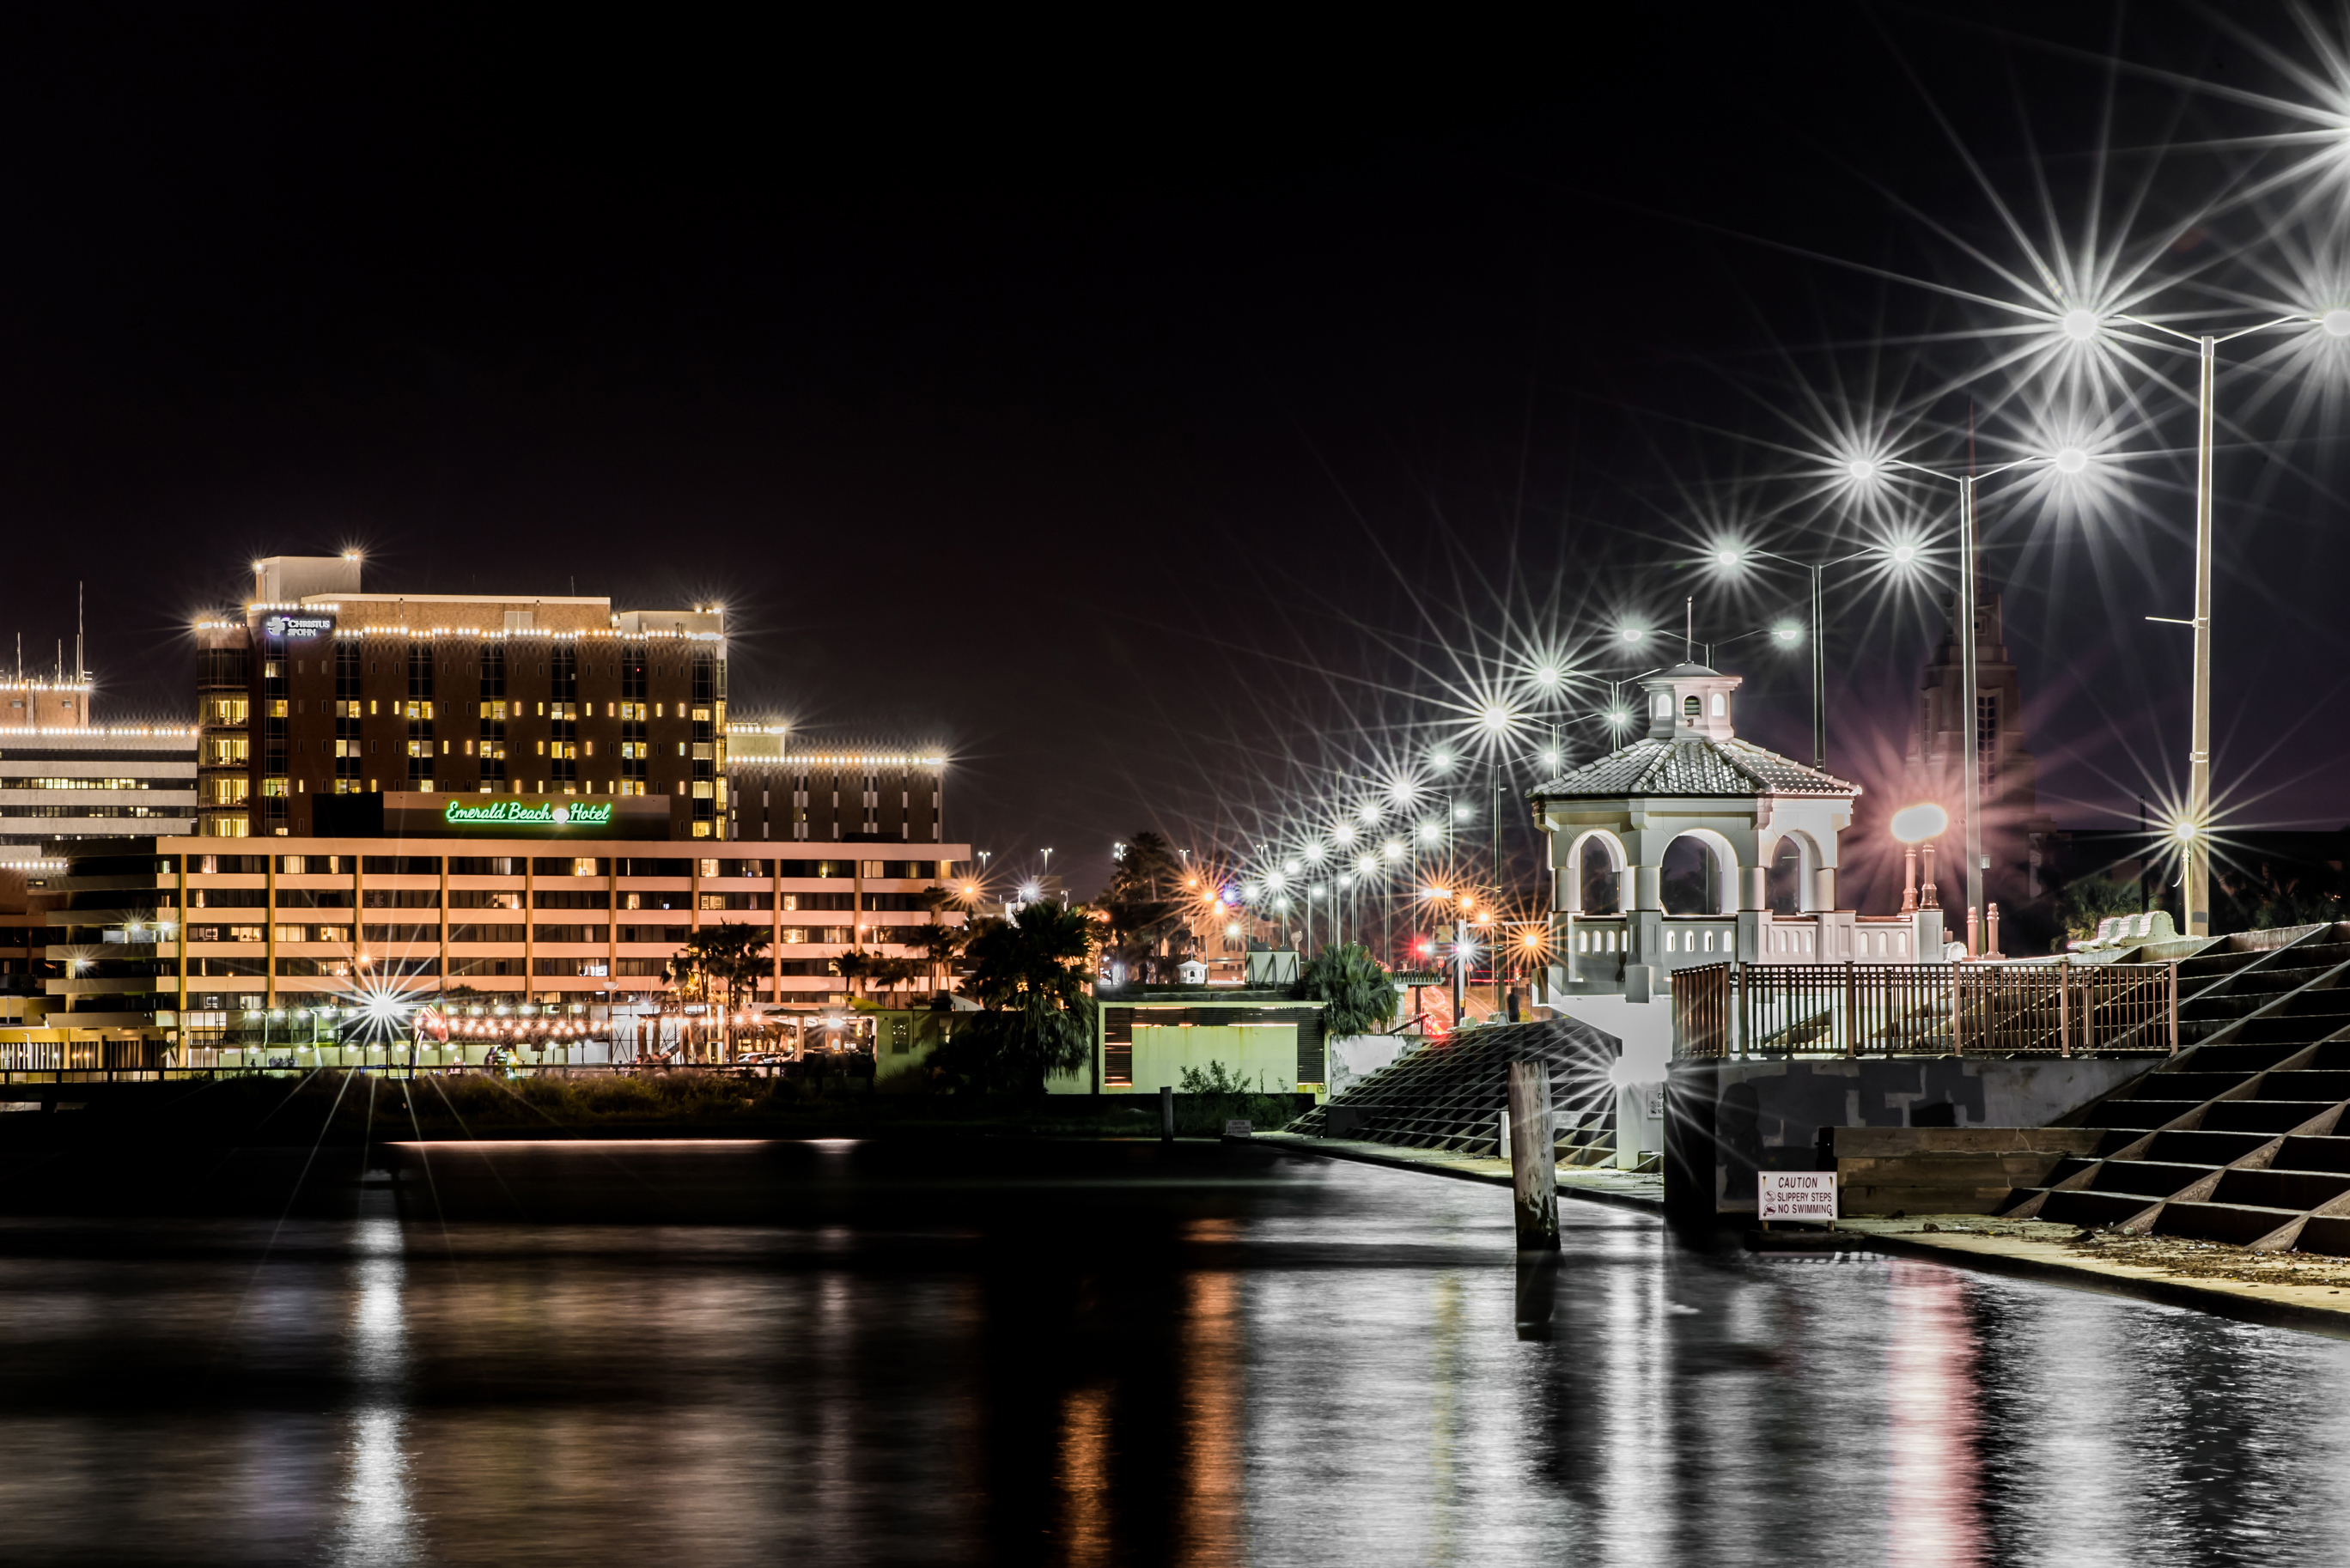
[1530,661,1945,1006]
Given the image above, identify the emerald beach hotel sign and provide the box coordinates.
[442,799,616,830]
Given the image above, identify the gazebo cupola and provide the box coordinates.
[1641,662,1742,742]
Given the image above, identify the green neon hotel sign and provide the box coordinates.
[442,799,616,830]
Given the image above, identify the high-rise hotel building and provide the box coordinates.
[197,556,729,840]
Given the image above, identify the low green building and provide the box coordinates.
[1062,986,1328,1097]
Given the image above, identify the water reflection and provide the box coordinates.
[331,1215,422,1568]
[0,1142,2342,1565]
[1055,1383,1113,1567]
[1887,1261,1985,1568]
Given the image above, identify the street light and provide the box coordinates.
[2067,305,2348,937]
[1710,543,1894,769]
[1871,449,2088,954]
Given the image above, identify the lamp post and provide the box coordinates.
[1381,836,1403,968]
[2074,307,2350,937]
[1709,546,1887,769]
[1872,452,2079,956]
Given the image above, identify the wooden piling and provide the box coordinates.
[1507,1061,1559,1251]
[1160,1084,1174,1142]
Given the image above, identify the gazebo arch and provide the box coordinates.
[1760,825,1836,912]
[1659,827,1739,917]
[1560,828,1629,915]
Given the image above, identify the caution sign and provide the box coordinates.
[1757,1170,1838,1224]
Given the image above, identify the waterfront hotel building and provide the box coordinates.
[9,554,979,1053]
[41,804,971,1045]
[198,555,730,840]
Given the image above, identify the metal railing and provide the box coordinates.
[1672,959,2180,1060]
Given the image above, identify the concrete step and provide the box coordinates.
[2140,1071,2268,1101]
[2214,1167,2350,1211]
[2138,1129,2278,1165]
[2274,1134,2350,1173]
[2231,1017,2350,1046]
[2099,1100,2203,1130]
[2243,967,2341,997]
[2039,1188,2162,1228]
[2200,1100,2343,1134]
[2082,1159,2219,1199]
[2180,952,2263,980]
[2182,1042,2310,1074]
[2153,1200,2309,1246]
[2252,1070,2350,1102]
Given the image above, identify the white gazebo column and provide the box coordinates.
[1627,831,1665,988]
[1737,834,1767,963]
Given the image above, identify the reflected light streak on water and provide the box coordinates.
[1887,1261,1985,1568]
[332,1216,422,1568]
[0,1141,2343,1565]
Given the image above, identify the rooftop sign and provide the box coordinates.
[263,613,335,640]
[442,799,616,830]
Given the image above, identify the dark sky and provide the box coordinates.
[3,4,2342,904]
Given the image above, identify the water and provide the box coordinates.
[0,1139,2345,1565]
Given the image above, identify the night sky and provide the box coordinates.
[3,5,2343,905]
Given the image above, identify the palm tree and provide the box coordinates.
[1097,830,1195,981]
[932,899,1099,1092]
[672,921,771,1059]
[1297,942,1399,1038]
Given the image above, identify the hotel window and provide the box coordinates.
[781,927,808,944]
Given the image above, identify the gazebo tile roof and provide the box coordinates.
[1528,737,1858,800]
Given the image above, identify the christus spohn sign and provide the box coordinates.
[263,614,334,640]
[441,799,616,830]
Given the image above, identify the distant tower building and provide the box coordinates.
[2,621,197,868]
[1904,593,2057,922]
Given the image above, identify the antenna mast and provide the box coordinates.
[76,581,83,684]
